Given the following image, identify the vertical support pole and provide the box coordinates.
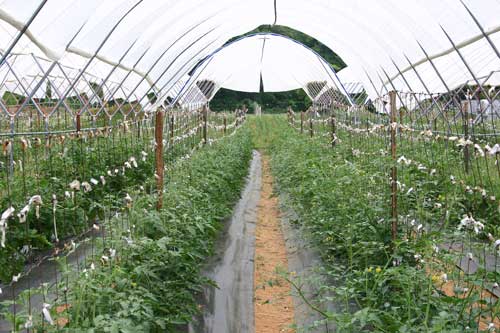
[463,101,470,174]
[300,111,304,134]
[309,112,314,138]
[399,107,404,140]
[76,113,81,133]
[137,114,141,139]
[203,105,208,145]
[389,91,398,242]
[123,116,128,134]
[44,116,50,159]
[169,113,174,147]
[155,109,165,211]
[223,115,227,135]
[331,114,336,148]
[9,116,14,180]
[196,110,201,140]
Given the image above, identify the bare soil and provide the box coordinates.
[254,155,295,333]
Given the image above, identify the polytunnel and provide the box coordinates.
[0,1,500,332]
[168,33,353,110]
[0,0,499,110]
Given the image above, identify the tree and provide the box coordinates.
[210,25,345,112]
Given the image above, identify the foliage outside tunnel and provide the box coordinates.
[210,25,346,113]
[209,88,313,113]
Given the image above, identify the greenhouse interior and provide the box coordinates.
[0,0,500,332]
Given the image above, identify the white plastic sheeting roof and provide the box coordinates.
[337,67,365,95]
[170,33,348,107]
[172,76,208,109]
[0,0,499,104]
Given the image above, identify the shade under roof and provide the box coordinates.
[0,0,499,105]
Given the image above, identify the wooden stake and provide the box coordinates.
[300,111,304,134]
[169,113,174,146]
[137,115,141,139]
[287,106,293,125]
[155,109,165,211]
[76,113,81,133]
[389,91,398,242]
[203,105,208,145]
[309,112,314,138]
[463,101,470,174]
[331,115,336,148]
[399,106,404,140]
[223,115,227,135]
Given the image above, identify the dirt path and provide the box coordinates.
[189,151,261,333]
[254,155,295,333]
[188,151,296,333]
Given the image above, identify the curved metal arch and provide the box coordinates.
[2,0,499,106]
[62,1,264,113]
[0,1,406,104]
[169,32,354,108]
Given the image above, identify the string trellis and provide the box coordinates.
[0,53,246,331]
[289,75,500,329]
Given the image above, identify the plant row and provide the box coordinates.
[263,115,499,332]
[2,124,253,332]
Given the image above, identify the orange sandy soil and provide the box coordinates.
[427,261,500,330]
[254,155,295,333]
